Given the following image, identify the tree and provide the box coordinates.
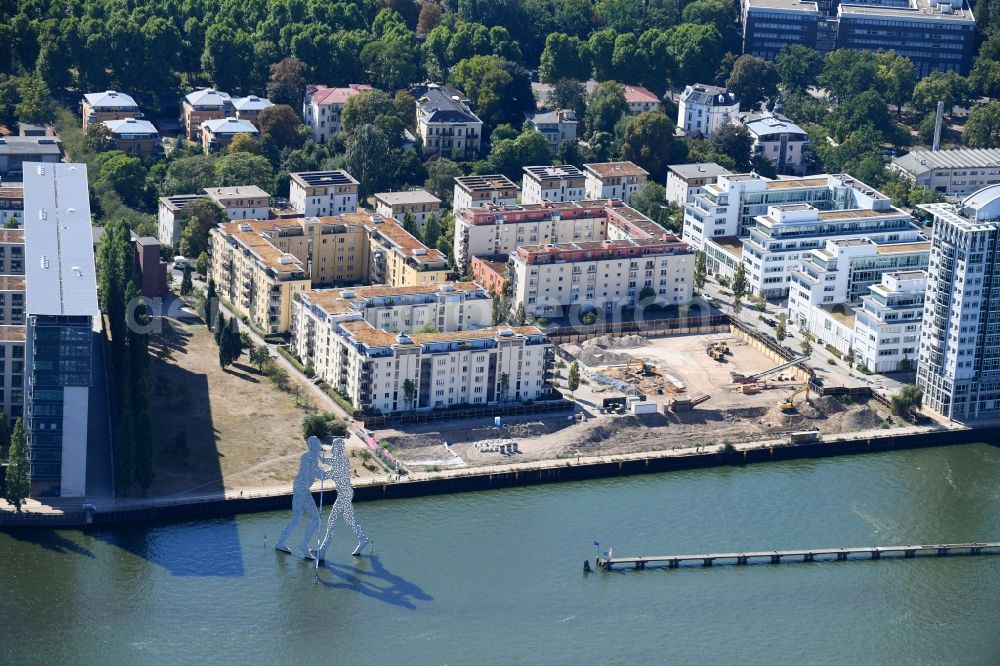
[598,0,645,32]
[98,154,147,208]
[257,105,303,150]
[15,74,56,125]
[513,302,527,326]
[346,125,393,198]
[891,384,923,422]
[964,103,1000,149]
[195,251,208,276]
[302,412,347,439]
[162,155,218,196]
[227,133,258,154]
[775,312,787,341]
[215,312,227,345]
[361,36,421,92]
[753,291,767,316]
[449,56,535,132]
[85,123,115,153]
[628,182,672,229]
[205,281,217,329]
[800,332,814,357]
[694,251,707,292]
[875,51,917,120]
[969,53,1000,99]
[422,213,442,247]
[829,89,896,142]
[249,345,271,373]
[180,265,193,295]
[731,261,748,313]
[710,124,754,171]
[726,55,779,112]
[911,71,969,116]
[482,129,551,180]
[266,57,307,108]
[342,90,397,134]
[567,361,580,396]
[621,112,675,180]
[402,378,417,409]
[424,158,463,206]
[776,44,823,91]
[549,78,587,118]
[219,318,243,369]
[417,1,444,37]
[585,81,628,137]
[3,418,29,511]
[539,33,591,83]
[178,198,223,259]
[819,49,879,103]
[214,153,273,190]
[666,23,724,86]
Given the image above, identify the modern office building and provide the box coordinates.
[0,228,25,421]
[741,0,977,76]
[665,163,733,206]
[452,175,519,215]
[853,270,926,373]
[521,165,587,205]
[678,84,740,138]
[890,148,1000,198]
[289,170,360,218]
[584,162,649,201]
[22,162,100,498]
[917,185,1000,420]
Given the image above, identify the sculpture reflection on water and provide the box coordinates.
[275,436,368,562]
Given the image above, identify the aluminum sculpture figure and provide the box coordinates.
[311,437,368,562]
[274,436,327,555]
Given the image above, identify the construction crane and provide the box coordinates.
[730,356,808,384]
[779,385,809,412]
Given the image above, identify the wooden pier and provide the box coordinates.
[595,542,1000,571]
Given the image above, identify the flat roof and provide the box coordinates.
[821,305,856,327]
[893,148,1000,177]
[341,319,542,348]
[877,241,931,254]
[0,136,63,156]
[708,236,744,258]
[668,163,733,180]
[839,0,975,22]
[584,162,649,179]
[366,216,446,264]
[0,275,25,291]
[159,194,204,211]
[454,174,519,193]
[373,189,442,206]
[305,282,484,314]
[765,177,829,190]
[23,163,100,317]
[204,185,270,200]
[523,165,585,180]
[291,170,359,187]
[474,256,509,277]
[741,113,806,138]
[817,207,906,220]
[0,325,25,342]
[746,0,820,12]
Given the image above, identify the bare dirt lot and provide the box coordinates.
[375,332,900,470]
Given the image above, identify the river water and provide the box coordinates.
[2,444,999,664]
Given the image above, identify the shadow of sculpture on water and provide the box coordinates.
[316,554,432,610]
[3,528,96,558]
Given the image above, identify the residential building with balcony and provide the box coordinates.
[373,189,442,228]
[365,214,451,287]
[231,95,273,129]
[200,117,259,154]
[470,255,510,294]
[204,185,270,221]
[412,83,483,159]
[584,162,649,201]
[508,236,694,317]
[528,109,578,149]
[0,186,23,227]
[453,175,519,215]
[521,165,586,205]
[738,112,809,175]
[853,271,926,373]
[182,88,233,141]
[81,91,141,129]
[289,170,360,217]
[102,118,162,158]
[916,185,1000,420]
[623,85,662,116]
[665,163,733,206]
[678,84,740,138]
[890,148,1000,198]
[157,194,204,247]
[303,84,372,143]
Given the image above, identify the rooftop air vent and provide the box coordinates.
[341,290,355,299]
[498,328,514,336]
[396,333,412,344]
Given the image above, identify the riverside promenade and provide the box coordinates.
[0,420,985,527]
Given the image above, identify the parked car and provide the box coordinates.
[173,255,193,270]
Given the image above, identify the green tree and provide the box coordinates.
[775,311,787,341]
[829,89,896,142]
[98,153,148,208]
[402,378,417,409]
[196,251,208,276]
[588,28,619,81]
[731,261,748,313]
[361,36,421,92]
[266,57,307,108]
[214,153,273,190]
[891,384,923,421]
[875,51,917,120]
[3,418,29,511]
[257,105,303,150]
[513,302,527,326]
[776,44,823,90]
[342,90,398,134]
[964,102,1000,149]
[667,23,724,86]
[180,265,193,295]
[215,312,227,345]
[800,332,814,357]
[567,361,581,396]
[249,345,271,373]
[549,78,587,118]
[346,125,393,198]
[710,124,754,171]
[539,33,591,82]
[15,74,56,125]
[585,81,628,137]
[85,123,115,153]
[598,0,645,32]
[302,412,347,439]
[753,290,767,316]
[628,182,671,228]
[726,55,779,112]
[424,158,462,206]
[178,198,223,259]
[227,133,258,155]
[818,49,878,103]
[205,280,217,329]
[401,211,419,237]
[621,111,675,181]
[219,318,243,369]
[422,213,443,247]
[482,129,551,180]
[911,71,969,116]
[694,251,707,292]
[162,155,218,196]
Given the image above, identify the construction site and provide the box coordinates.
[374,330,899,472]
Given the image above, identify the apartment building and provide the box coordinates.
[665,163,733,206]
[527,109,578,149]
[455,199,669,270]
[23,162,100,498]
[853,271,926,373]
[157,194,204,247]
[678,84,740,138]
[891,148,1000,198]
[741,0,977,77]
[623,85,661,116]
[292,297,550,413]
[739,112,809,176]
[231,95,273,129]
[182,88,232,141]
[373,189,442,228]
[411,83,483,159]
[917,185,1000,420]
[453,175,519,215]
[0,186,23,227]
[0,136,63,178]
[0,228,25,277]
[204,186,270,221]
[102,118,162,158]
[303,84,372,143]
[584,162,649,201]
[521,165,586,205]
[366,214,450,286]
[200,117,259,154]
[509,237,694,317]
[289,170,359,217]
[470,255,509,294]
[0,227,24,423]
[81,90,141,129]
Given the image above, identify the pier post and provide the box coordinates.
[737,555,747,565]
[770,554,781,563]
[669,559,679,568]
[971,546,982,554]
[703,558,713,567]
[904,549,915,558]
[804,553,814,562]
[584,560,592,573]
[635,560,645,569]
[837,552,847,561]
[871,549,881,559]
[938,547,949,556]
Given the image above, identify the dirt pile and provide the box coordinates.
[566,335,652,367]
[760,395,886,431]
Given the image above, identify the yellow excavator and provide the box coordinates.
[625,357,654,376]
[779,385,809,412]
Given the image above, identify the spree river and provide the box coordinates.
[2,444,999,664]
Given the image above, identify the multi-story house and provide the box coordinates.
[102,118,162,157]
[470,255,510,294]
[373,189,442,228]
[528,109,578,149]
[200,117,259,154]
[853,271,926,373]
[81,91,141,129]
[289,170,360,217]
[366,214,451,286]
[303,84,372,143]
[891,148,1000,198]
[917,184,1000,420]
[182,88,232,141]
[738,112,810,176]
[204,186,270,221]
[157,194,204,247]
[508,236,695,317]
[584,162,649,201]
[678,84,740,138]
[0,136,64,178]
[623,85,662,116]
[411,83,483,159]
[231,95,273,130]
[0,186,23,227]
[521,165,586,205]
[452,175,519,215]
[665,163,733,206]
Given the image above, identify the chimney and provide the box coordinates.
[932,100,944,151]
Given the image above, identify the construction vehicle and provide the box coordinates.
[625,357,654,376]
[730,356,808,384]
[779,385,809,412]
[667,394,711,412]
[706,341,729,361]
